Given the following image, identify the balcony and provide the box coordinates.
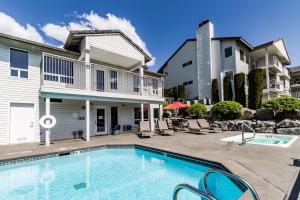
[41,53,163,100]
[257,56,283,73]
[278,68,290,79]
[263,79,281,93]
[291,79,300,88]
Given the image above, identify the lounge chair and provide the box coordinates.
[188,120,203,134]
[157,120,175,136]
[138,121,153,138]
[197,119,222,134]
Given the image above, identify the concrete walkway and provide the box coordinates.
[0,131,299,200]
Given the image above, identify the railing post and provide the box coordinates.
[139,65,144,96]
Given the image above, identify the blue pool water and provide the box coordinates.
[0,148,244,200]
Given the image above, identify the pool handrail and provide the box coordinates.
[172,183,216,200]
[203,169,260,200]
[240,123,256,145]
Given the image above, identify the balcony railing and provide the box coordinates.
[42,53,163,98]
[264,79,281,90]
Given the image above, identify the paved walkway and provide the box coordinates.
[0,131,299,200]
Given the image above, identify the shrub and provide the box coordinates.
[223,76,233,101]
[262,96,300,113]
[162,101,169,108]
[211,101,242,120]
[187,103,207,118]
[248,69,264,109]
[234,73,246,107]
[164,87,178,99]
[211,79,220,104]
[177,85,185,100]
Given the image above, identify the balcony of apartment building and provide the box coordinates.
[40,53,164,102]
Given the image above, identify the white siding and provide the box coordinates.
[163,41,198,100]
[0,43,41,145]
[87,35,144,62]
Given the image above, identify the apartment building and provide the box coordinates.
[158,20,291,102]
[289,66,300,98]
[0,30,164,145]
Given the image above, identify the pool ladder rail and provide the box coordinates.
[240,123,256,145]
[173,169,260,200]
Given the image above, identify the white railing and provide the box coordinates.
[42,53,86,90]
[265,79,281,90]
[42,53,163,98]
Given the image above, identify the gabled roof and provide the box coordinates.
[157,38,196,73]
[288,66,300,73]
[211,37,253,50]
[64,29,152,63]
[253,38,291,65]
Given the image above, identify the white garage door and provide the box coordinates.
[9,103,35,144]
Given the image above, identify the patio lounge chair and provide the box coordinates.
[138,121,153,138]
[157,120,175,136]
[197,119,222,134]
[188,120,203,134]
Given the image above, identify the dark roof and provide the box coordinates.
[253,38,291,65]
[288,66,300,73]
[0,32,79,56]
[212,37,253,50]
[157,38,196,73]
[64,29,152,62]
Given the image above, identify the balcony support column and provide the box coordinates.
[86,99,90,142]
[159,104,163,120]
[140,102,144,122]
[45,97,50,147]
[139,65,144,96]
[85,41,91,91]
[265,48,270,100]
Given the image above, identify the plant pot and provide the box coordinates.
[72,131,79,139]
[78,130,84,139]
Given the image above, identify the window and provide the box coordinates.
[44,55,74,84]
[152,79,158,95]
[133,75,140,93]
[183,81,188,86]
[154,108,159,119]
[188,80,193,85]
[245,53,249,64]
[96,70,105,91]
[225,70,234,78]
[240,49,245,61]
[182,60,192,67]
[134,107,148,124]
[224,47,232,58]
[183,81,193,86]
[10,48,29,78]
[110,70,118,90]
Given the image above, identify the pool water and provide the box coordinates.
[221,133,297,147]
[0,148,244,200]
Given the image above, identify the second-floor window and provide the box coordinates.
[43,55,74,84]
[225,46,232,58]
[182,60,192,67]
[133,75,140,93]
[110,70,118,90]
[152,79,158,95]
[10,48,29,78]
[96,70,105,91]
[240,49,245,61]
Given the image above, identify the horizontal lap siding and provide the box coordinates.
[0,43,41,144]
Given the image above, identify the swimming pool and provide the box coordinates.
[221,133,298,147]
[0,146,244,200]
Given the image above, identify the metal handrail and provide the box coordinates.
[173,183,216,200]
[203,169,260,200]
[240,123,256,145]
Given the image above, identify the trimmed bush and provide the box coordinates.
[262,96,300,113]
[164,88,172,97]
[248,69,264,109]
[162,101,169,108]
[234,73,246,107]
[211,101,242,120]
[211,79,220,104]
[177,85,185,101]
[223,76,233,101]
[187,103,207,118]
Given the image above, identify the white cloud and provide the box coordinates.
[0,12,44,43]
[41,11,155,66]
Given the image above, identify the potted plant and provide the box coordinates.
[78,130,84,139]
[72,131,79,139]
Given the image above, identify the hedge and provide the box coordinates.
[164,87,178,99]
[187,103,207,118]
[248,69,264,109]
[234,73,246,107]
[223,76,233,101]
[211,79,220,104]
[211,101,242,120]
[177,85,185,100]
[262,96,300,113]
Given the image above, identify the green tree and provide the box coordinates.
[234,73,246,107]
[211,79,220,104]
[248,69,264,109]
[223,76,233,101]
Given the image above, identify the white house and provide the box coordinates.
[289,66,300,98]
[158,20,291,102]
[0,30,164,145]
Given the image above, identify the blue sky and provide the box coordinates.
[0,0,299,71]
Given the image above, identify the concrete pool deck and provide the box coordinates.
[0,131,299,200]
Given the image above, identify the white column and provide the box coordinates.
[139,66,144,96]
[149,104,154,131]
[220,72,224,101]
[45,98,50,147]
[140,102,144,122]
[85,41,91,91]
[159,104,163,120]
[86,99,90,142]
[265,48,270,100]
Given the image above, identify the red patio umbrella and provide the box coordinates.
[163,102,189,110]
